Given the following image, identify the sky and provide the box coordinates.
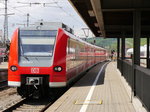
[0,0,94,40]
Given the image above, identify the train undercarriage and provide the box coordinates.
[17,75,66,98]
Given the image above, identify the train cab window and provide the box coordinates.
[19,30,57,57]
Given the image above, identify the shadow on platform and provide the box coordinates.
[73,62,108,87]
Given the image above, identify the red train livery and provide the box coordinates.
[8,24,107,97]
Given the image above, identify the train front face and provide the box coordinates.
[8,29,58,96]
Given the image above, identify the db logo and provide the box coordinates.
[31,68,39,73]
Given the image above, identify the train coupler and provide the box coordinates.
[26,77,43,85]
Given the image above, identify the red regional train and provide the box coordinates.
[8,22,108,97]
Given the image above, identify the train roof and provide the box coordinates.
[20,22,74,34]
[19,22,106,51]
[62,28,106,51]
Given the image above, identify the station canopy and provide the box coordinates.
[69,0,150,38]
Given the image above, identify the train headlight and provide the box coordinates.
[54,66,62,72]
[10,65,17,71]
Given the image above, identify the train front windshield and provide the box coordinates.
[19,30,57,67]
[19,30,57,57]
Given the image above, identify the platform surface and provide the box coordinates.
[46,62,136,112]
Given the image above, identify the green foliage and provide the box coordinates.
[126,38,147,48]
[85,37,147,52]
[86,37,117,51]
[126,38,133,48]
[140,38,146,46]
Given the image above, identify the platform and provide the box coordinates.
[45,62,143,112]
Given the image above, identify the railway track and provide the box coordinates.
[0,69,8,89]
[0,80,7,89]
[3,97,55,112]
[2,88,65,112]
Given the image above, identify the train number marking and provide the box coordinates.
[31,68,39,74]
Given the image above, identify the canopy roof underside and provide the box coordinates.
[69,0,150,38]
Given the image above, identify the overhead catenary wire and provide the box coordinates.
[6,1,63,21]
[17,1,58,7]
[1,0,85,26]
[52,0,84,25]
[0,0,83,23]
[51,0,92,37]
[0,0,90,38]
[8,1,65,27]
[0,1,38,23]
[2,2,60,26]
[0,1,38,20]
